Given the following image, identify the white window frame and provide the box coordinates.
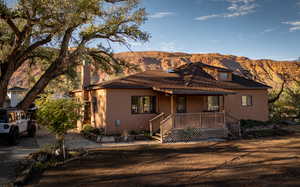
[242,95,253,107]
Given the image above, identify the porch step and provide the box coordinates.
[151,133,161,141]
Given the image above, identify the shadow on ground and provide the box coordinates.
[28,130,300,187]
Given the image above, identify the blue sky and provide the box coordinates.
[4,0,300,60]
[112,0,300,61]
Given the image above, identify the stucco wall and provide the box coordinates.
[84,88,269,134]
[105,88,158,134]
[187,95,207,113]
[90,89,107,130]
[224,89,269,121]
[73,91,84,130]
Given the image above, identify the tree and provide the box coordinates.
[36,95,82,158]
[269,80,300,122]
[0,0,149,109]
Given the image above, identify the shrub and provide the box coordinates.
[81,125,104,135]
[36,95,82,159]
[240,119,271,129]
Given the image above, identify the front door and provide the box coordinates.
[176,96,187,113]
[207,96,220,111]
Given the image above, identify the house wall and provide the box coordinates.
[105,88,158,134]
[73,91,84,130]
[90,89,107,130]
[224,89,269,121]
[186,95,207,113]
[158,95,208,114]
[87,88,269,134]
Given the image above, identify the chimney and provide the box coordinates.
[81,60,91,89]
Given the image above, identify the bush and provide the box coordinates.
[243,129,292,139]
[81,125,104,135]
[240,119,271,129]
[36,95,82,159]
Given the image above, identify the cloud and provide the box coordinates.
[195,0,257,21]
[283,21,300,32]
[261,28,277,34]
[195,14,220,20]
[149,12,174,19]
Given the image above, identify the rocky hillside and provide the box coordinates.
[10,51,300,90]
[113,51,300,89]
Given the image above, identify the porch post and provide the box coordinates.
[171,95,175,128]
[171,95,175,114]
[222,95,225,112]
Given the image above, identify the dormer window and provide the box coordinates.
[219,72,229,81]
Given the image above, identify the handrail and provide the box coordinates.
[225,112,240,123]
[160,114,174,142]
[225,112,241,137]
[149,113,165,122]
[160,114,173,125]
[159,112,227,142]
[149,113,165,136]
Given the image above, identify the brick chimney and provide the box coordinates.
[81,60,91,89]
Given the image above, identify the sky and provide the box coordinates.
[112,0,300,61]
[4,0,300,61]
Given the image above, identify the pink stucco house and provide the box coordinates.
[72,62,270,142]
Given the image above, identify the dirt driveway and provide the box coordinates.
[0,127,100,185]
[31,127,300,187]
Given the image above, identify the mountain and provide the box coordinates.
[9,51,300,91]
[112,51,300,89]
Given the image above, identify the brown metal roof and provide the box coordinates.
[88,62,271,92]
[153,87,235,95]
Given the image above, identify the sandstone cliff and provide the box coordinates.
[10,51,300,90]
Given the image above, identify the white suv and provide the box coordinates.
[0,108,36,145]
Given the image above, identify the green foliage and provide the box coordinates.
[269,81,300,123]
[240,119,271,129]
[36,95,82,136]
[81,124,104,135]
[0,0,149,109]
[243,129,292,139]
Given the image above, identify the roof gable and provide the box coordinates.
[88,62,271,91]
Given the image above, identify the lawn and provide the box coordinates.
[30,126,300,187]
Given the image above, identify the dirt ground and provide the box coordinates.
[30,126,300,187]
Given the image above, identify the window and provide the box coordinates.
[242,96,252,106]
[219,72,229,80]
[92,97,98,113]
[131,96,156,114]
[176,96,186,113]
[84,102,91,121]
[208,96,220,111]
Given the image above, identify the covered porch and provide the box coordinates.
[150,88,234,143]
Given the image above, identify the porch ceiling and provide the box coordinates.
[153,87,236,95]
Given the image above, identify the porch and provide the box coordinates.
[149,88,239,143]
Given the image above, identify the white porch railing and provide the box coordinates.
[149,113,165,136]
[160,112,226,140]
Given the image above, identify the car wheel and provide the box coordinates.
[28,124,36,137]
[9,128,19,145]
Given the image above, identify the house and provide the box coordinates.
[2,87,27,108]
[72,62,270,142]
[7,87,27,107]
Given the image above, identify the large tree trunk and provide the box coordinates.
[0,62,16,107]
[17,63,64,110]
[0,80,9,107]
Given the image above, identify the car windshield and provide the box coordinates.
[0,110,8,123]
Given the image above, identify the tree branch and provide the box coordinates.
[269,81,286,104]
[0,15,21,38]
